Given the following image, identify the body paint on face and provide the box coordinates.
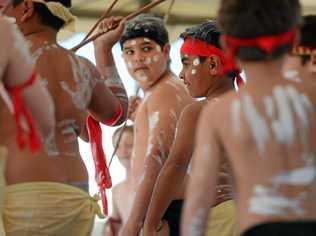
[243,94,270,156]
[249,185,306,216]
[193,58,201,66]
[127,61,133,69]
[191,69,197,75]
[156,45,162,52]
[146,111,160,157]
[144,38,151,43]
[60,55,96,110]
[231,100,241,136]
[153,54,160,62]
[135,70,148,82]
[144,57,152,65]
[188,208,209,236]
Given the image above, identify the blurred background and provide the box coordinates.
[57,0,316,234]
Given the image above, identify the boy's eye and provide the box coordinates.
[143,46,152,52]
[125,49,134,55]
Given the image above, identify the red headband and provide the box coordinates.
[180,38,240,77]
[222,28,297,58]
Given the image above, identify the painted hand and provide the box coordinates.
[94,16,126,50]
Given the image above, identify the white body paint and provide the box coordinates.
[193,58,200,66]
[146,112,160,158]
[263,96,275,118]
[104,66,125,89]
[283,70,302,83]
[43,130,60,156]
[250,185,306,216]
[272,165,316,186]
[247,85,316,216]
[271,86,295,147]
[135,70,148,82]
[242,94,270,155]
[60,55,96,110]
[188,208,208,236]
[32,43,58,62]
[156,45,162,52]
[153,54,160,62]
[144,38,151,43]
[191,69,197,75]
[231,100,241,136]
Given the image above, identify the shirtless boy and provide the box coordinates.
[0,1,128,235]
[0,15,55,236]
[103,125,134,236]
[95,14,193,235]
[144,21,239,236]
[182,0,316,235]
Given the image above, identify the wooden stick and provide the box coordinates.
[71,0,167,52]
[80,0,119,44]
[164,0,175,23]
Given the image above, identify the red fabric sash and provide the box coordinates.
[222,28,297,58]
[86,102,123,215]
[6,69,41,152]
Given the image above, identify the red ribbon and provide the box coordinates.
[222,28,297,58]
[86,102,123,215]
[6,69,41,153]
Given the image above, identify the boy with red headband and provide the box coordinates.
[0,1,128,235]
[182,0,316,236]
[283,15,316,82]
[144,21,239,236]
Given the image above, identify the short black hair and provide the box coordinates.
[300,15,316,49]
[120,14,169,49]
[218,0,301,61]
[180,21,221,63]
[13,0,71,31]
[180,21,221,49]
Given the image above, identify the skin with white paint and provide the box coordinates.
[188,208,209,236]
[184,67,316,236]
[120,35,193,235]
[2,13,127,192]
